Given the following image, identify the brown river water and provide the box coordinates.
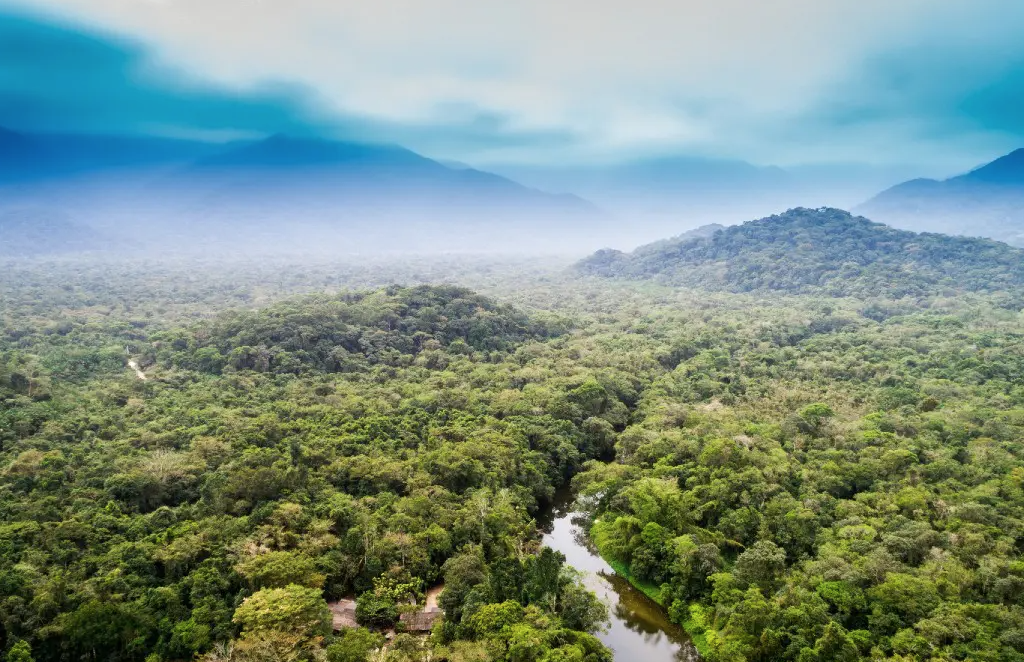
[538,488,701,662]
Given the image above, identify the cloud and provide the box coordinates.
[5,0,1024,167]
[0,6,587,160]
[0,10,328,137]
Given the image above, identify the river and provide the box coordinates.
[539,488,701,662]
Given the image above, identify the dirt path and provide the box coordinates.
[128,359,147,380]
[424,584,444,611]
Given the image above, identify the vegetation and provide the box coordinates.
[574,291,1024,661]
[5,237,1024,661]
[0,274,617,662]
[576,207,1024,297]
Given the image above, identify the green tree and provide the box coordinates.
[326,629,385,662]
[5,642,34,662]
[232,585,331,654]
[734,540,787,592]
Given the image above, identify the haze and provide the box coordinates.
[3,0,1024,253]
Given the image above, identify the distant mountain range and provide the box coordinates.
[493,156,794,233]
[857,148,1024,246]
[179,133,595,214]
[576,207,1024,297]
[5,123,1024,258]
[491,156,931,240]
[0,127,604,256]
[0,127,224,183]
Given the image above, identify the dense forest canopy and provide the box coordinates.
[576,207,1024,297]
[0,276,624,662]
[4,244,1024,662]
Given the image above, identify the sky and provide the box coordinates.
[4,0,1024,171]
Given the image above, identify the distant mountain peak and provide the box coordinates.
[857,147,1024,246]
[961,147,1024,185]
[195,133,428,169]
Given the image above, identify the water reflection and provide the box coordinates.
[538,489,700,662]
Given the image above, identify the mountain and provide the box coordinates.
[492,156,926,246]
[857,148,1024,246]
[0,127,221,184]
[576,207,1024,297]
[494,155,792,224]
[182,134,594,208]
[0,129,607,255]
[961,147,1024,185]
[0,207,109,256]
[150,134,604,253]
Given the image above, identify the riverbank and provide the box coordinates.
[595,536,711,658]
[540,489,702,662]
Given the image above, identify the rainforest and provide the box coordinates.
[4,210,1024,662]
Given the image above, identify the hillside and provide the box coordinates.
[857,148,1024,245]
[576,207,1024,297]
[159,284,566,374]
[0,280,617,661]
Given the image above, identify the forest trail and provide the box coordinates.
[127,358,146,380]
[424,584,444,611]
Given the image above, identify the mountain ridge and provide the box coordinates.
[0,127,606,254]
[857,147,1024,245]
[576,207,1024,297]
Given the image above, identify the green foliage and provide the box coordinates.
[577,207,1024,297]
[733,540,787,592]
[235,551,325,589]
[9,252,1024,662]
[232,584,331,643]
[6,642,34,662]
[162,285,564,375]
[354,577,417,629]
[325,628,385,662]
[574,278,1024,661]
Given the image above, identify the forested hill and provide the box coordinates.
[576,207,1024,297]
[153,285,567,375]
[0,282,618,662]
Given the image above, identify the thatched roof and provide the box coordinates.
[400,609,442,631]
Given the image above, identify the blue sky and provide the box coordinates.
[3,0,1024,171]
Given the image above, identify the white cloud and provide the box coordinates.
[15,0,1024,166]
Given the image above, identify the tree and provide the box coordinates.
[441,548,488,624]
[798,403,834,436]
[556,573,608,633]
[734,540,787,592]
[5,642,34,662]
[802,622,859,662]
[355,577,418,629]
[326,629,385,662]
[355,591,399,630]
[232,584,331,656]
[235,551,325,589]
[524,547,565,611]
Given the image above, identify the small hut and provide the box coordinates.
[399,609,442,632]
